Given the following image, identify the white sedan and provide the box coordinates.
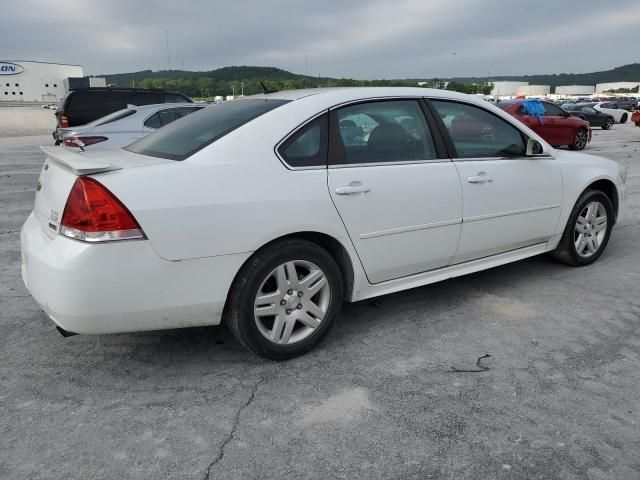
[21,87,627,359]
[57,103,206,150]
[590,102,629,124]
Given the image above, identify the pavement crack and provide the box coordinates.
[450,354,493,373]
[0,230,19,235]
[203,377,266,479]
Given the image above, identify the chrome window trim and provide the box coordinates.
[328,158,450,169]
[452,154,554,162]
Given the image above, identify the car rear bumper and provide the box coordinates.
[20,212,250,335]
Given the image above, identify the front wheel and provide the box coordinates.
[551,190,614,266]
[602,118,613,130]
[569,128,588,150]
[226,239,343,360]
[621,113,628,124]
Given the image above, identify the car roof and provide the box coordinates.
[255,86,477,104]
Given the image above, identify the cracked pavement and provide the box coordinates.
[1,121,639,479]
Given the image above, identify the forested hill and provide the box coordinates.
[101,63,640,97]
[443,62,640,87]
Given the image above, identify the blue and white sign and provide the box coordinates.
[0,62,24,75]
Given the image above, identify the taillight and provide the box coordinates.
[63,136,108,148]
[60,177,145,242]
[60,115,69,128]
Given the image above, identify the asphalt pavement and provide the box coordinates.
[1,124,639,479]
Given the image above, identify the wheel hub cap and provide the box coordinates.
[254,260,331,345]
[574,201,607,258]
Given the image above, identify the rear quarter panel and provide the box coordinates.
[94,104,355,264]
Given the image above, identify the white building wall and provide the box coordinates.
[0,60,83,102]
[516,85,550,96]
[595,81,639,94]
[490,81,529,97]
[555,85,595,96]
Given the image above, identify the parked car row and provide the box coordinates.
[498,100,592,150]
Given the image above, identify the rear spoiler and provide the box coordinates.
[40,146,121,175]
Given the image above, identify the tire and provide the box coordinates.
[602,118,613,130]
[569,128,589,150]
[621,113,628,124]
[551,190,614,267]
[226,239,343,360]
[635,122,640,127]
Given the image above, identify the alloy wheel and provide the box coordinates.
[254,260,331,345]
[574,201,607,258]
[574,130,588,149]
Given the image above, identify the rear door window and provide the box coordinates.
[332,100,436,164]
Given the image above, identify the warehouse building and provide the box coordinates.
[490,81,529,97]
[516,85,550,96]
[555,85,595,96]
[0,60,83,102]
[595,81,639,94]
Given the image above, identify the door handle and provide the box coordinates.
[335,182,371,195]
[467,173,493,184]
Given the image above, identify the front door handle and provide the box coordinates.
[335,182,371,195]
[467,173,493,184]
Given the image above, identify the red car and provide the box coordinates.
[632,109,640,127]
[498,100,592,150]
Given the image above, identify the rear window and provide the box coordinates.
[126,99,290,160]
[165,93,191,103]
[89,108,137,127]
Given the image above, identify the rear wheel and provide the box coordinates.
[621,113,628,124]
[569,128,588,150]
[226,239,343,360]
[602,118,613,130]
[551,190,613,266]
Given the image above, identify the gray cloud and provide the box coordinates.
[2,0,638,78]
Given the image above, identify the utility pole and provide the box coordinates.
[232,85,236,97]
[240,82,244,96]
[165,29,171,70]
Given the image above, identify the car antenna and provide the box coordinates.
[260,81,275,94]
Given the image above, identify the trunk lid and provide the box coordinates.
[34,146,168,238]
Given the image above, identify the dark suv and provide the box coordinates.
[55,88,192,135]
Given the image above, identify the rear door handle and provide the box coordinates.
[335,182,371,195]
[467,174,493,184]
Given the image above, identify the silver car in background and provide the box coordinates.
[57,103,207,150]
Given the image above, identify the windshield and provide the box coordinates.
[125,99,290,160]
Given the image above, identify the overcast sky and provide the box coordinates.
[2,0,639,79]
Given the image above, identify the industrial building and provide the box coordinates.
[0,60,83,102]
[595,81,639,94]
[516,85,550,97]
[555,85,595,96]
[490,81,529,97]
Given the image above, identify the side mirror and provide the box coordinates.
[563,110,570,118]
[526,138,545,156]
